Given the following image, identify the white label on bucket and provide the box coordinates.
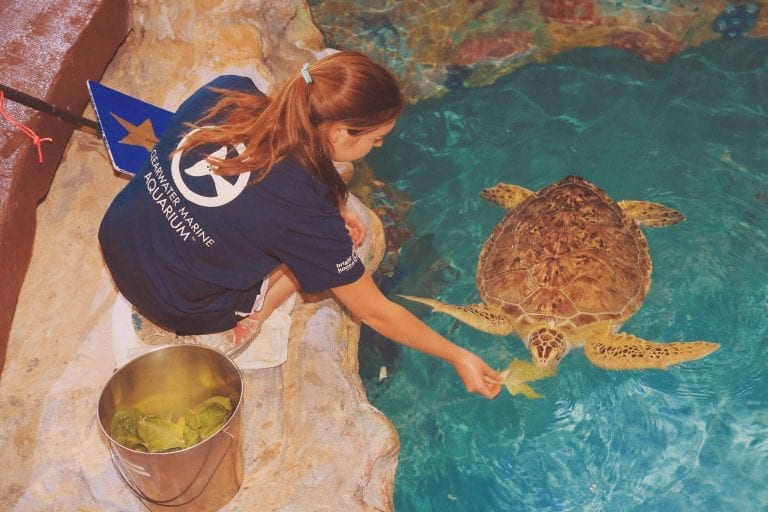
[123,459,151,477]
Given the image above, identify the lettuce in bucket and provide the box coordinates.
[111,396,233,452]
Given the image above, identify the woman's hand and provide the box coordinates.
[450,348,503,399]
[340,207,366,247]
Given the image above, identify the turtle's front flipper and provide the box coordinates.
[618,200,685,227]
[480,183,534,211]
[584,332,719,370]
[399,295,516,335]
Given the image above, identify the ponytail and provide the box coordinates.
[180,51,404,207]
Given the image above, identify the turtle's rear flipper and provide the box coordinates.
[584,332,719,370]
[398,295,516,336]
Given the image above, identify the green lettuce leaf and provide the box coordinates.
[185,396,233,440]
[111,406,148,452]
[111,396,233,452]
[137,415,187,453]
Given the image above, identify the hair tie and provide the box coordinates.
[300,63,313,84]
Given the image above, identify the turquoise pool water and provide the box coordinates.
[361,38,768,511]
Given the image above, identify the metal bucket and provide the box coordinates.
[97,345,244,511]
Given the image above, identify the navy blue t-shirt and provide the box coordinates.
[98,75,364,334]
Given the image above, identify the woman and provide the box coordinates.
[99,51,501,399]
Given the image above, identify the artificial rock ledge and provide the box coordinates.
[0,0,130,375]
[0,1,399,510]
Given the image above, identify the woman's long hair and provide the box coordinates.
[180,51,404,206]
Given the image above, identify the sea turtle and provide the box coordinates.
[402,176,719,377]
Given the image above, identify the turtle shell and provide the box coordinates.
[477,176,651,329]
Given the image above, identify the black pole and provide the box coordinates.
[0,83,100,131]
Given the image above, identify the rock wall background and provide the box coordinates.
[310,0,767,101]
[0,0,130,375]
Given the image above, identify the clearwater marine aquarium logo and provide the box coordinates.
[143,129,250,246]
[171,128,248,207]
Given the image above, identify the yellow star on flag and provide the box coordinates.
[110,113,159,151]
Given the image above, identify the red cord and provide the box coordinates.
[0,90,53,164]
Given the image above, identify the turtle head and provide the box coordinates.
[528,327,567,369]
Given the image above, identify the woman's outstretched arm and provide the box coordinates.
[332,273,502,399]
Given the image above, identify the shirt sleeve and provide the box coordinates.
[254,163,366,293]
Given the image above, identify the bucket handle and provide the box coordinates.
[110,429,237,507]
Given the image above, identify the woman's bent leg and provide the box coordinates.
[260,264,301,320]
[232,264,299,346]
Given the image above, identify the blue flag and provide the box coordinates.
[87,80,174,175]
